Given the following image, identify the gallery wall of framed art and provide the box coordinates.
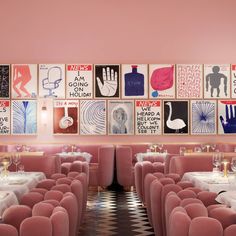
[1,63,236,136]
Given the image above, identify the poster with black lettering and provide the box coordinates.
[0,65,10,99]
[135,100,161,135]
[66,64,93,99]
[163,100,189,134]
[94,64,120,98]
[231,65,236,98]
[121,64,148,99]
[39,64,65,98]
[53,100,79,134]
[0,100,10,135]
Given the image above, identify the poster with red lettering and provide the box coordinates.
[0,100,10,135]
[53,100,79,134]
[11,64,38,99]
[135,100,162,135]
[66,64,93,99]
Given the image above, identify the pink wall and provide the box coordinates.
[1,0,236,144]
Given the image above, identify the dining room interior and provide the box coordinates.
[1,0,236,235]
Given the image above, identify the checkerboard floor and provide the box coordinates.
[79,189,155,236]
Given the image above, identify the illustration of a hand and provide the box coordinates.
[96,67,118,97]
[220,104,236,133]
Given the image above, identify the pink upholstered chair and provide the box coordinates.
[189,217,223,236]
[20,216,52,236]
[51,184,71,193]
[36,179,56,190]
[32,202,54,217]
[177,189,197,200]
[209,207,236,229]
[2,205,32,231]
[56,177,73,185]
[51,173,67,180]
[116,145,134,190]
[177,181,194,189]
[20,192,44,208]
[184,203,208,219]
[89,145,115,189]
[197,191,218,207]
[44,190,64,202]
[224,224,236,236]
[0,224,18,236]
[30,187,48,196]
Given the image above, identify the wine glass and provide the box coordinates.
[12,154,21,172]
[200,144,206,152]
[152,144,158,152]
[179,147,186,155]
[210,144,216,152]
[231,157,236,174]
[157,144,164,153]
[15,144,22,152]
[62,145,69,153]
[212,153,222,171]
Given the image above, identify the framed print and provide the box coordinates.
[94,64,120,98]
[163,100,189,134]
[0,65,10,99]
[12,100,37,135]
[231,64,236,98]
[149,64,175,99]
[191,100,217,135]
[204,64,230,99]
[53,100,79,134]
[80,100,106,135]
[218,100,236,134]
[39,64,65,98]
[176,64,203,99]
[121,64,148,99]
[108,100,134,135]
[66,64,93,99]
[0,100,10,135]
[135,100,161,135]
[11,64,37,99]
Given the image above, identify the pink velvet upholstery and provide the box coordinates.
[89,145,115,188]
[20,192,44,208]
[30,188,48,196]
[116,145,134,188]
[56,177,73,185]
[32,202,54,217]
[224,224,236,236]
[184,203,208,219]
[36,179,56,190]
[169,155,213,177]
[189,217,223,236]
[209,207,236,229]
[180,198,204,208]
[44,190,64,202]
[50,209,69,236]
[51,173,66,180]
[2,205,32,231]
[177,181,194,189]
[197,191,218,207]
[0,224,18,236]
[177,189,197,200]
[20,216,52,236]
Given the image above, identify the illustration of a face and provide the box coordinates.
[113,107,127,125]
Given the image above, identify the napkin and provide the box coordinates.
[0,192,9,199]
[8,179,27,185]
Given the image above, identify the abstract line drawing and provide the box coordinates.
[80,100,106,135]
[218,100,236,134]
[176,64,203,98]
[191,100,216,134]
[12,100,37,134]
[165,102,186,132]
[12,64,38,98]
[204,64,230,99]
[0,65,10,98]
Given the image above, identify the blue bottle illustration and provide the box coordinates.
[125,65,144,96]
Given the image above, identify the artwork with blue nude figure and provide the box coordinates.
[124,65,144,96]
[220,104,236,133]
[96,66,118,97]
[112,107,127,134]
[150,65,174,97]
[206,66,227,97]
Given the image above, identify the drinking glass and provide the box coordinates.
[18,164,24,173]
[212,153,222,171]
[13,154,21,172]
[231,157,236,173]
[211,144,216,152]
[157,144,164,153]
[179,147,186,155]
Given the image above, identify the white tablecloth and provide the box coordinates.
[57,152,92,163]
[181,172,236,194]
[215,191,236,210]
[136,152,168,162]
[0,172,46,200]
[0,191,18,217]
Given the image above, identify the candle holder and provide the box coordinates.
[2,157,11,176]
[222,159,229,177]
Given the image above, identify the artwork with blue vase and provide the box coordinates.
[12,100,37,134]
